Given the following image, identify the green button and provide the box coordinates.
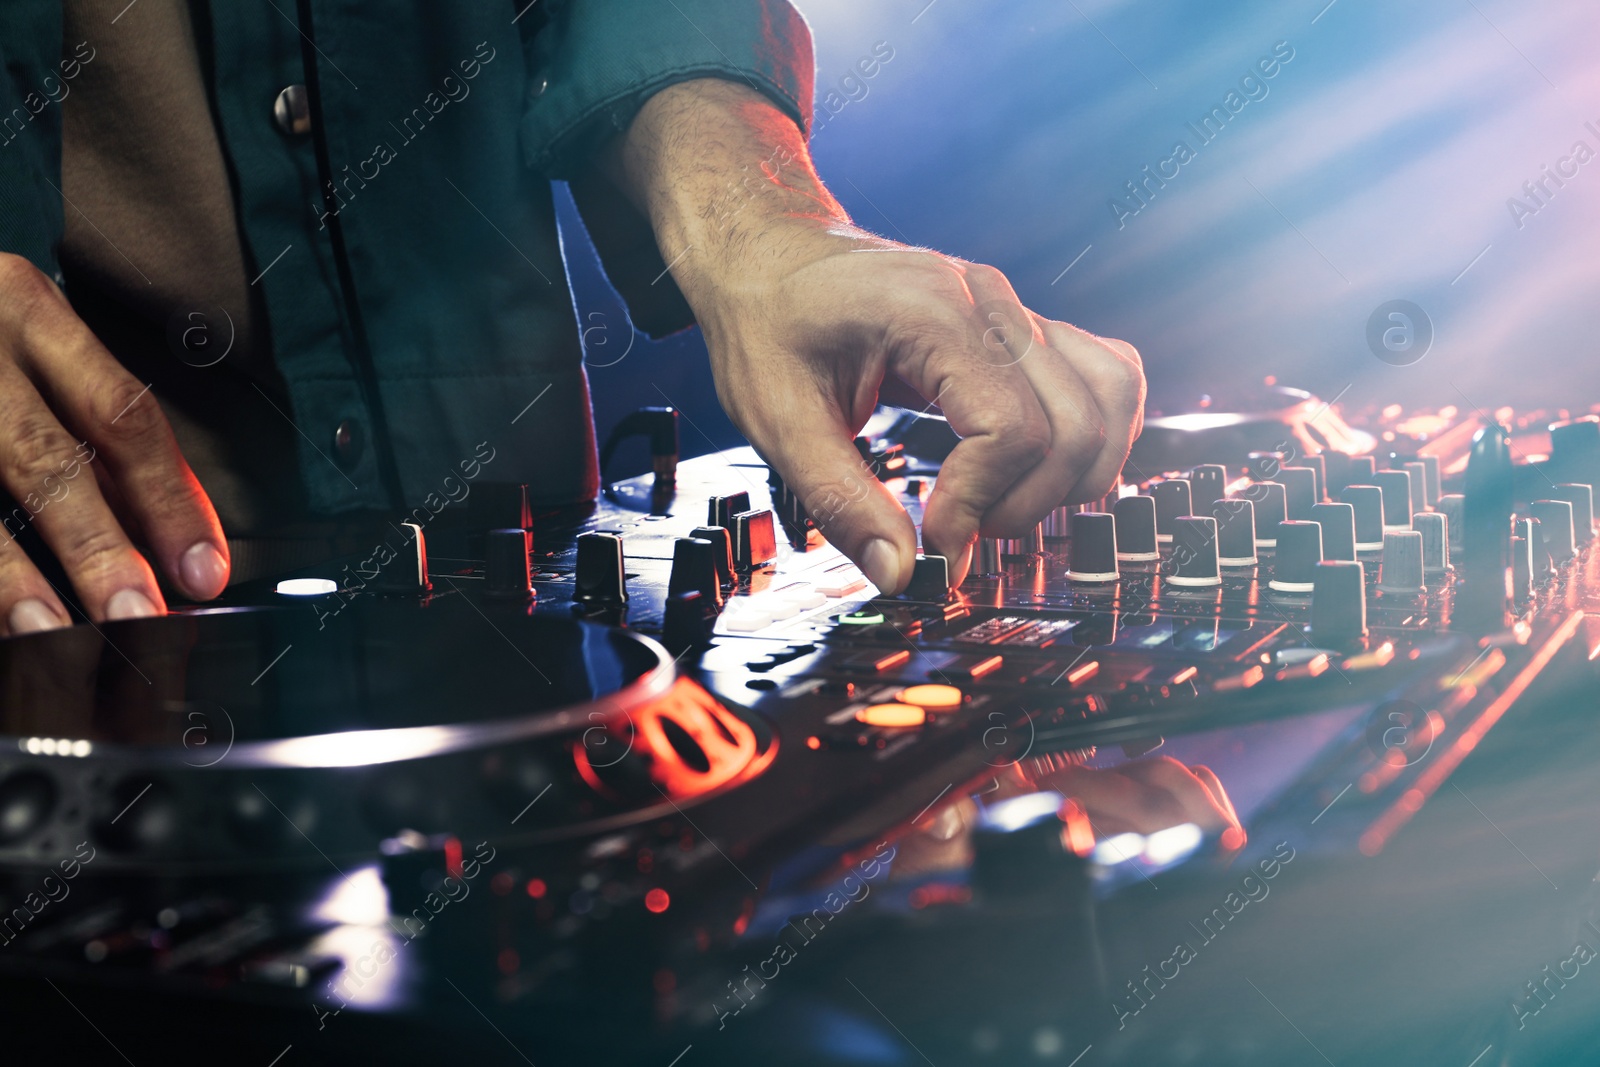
[839,609,886,626]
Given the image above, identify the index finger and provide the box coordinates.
[14,275,229,600]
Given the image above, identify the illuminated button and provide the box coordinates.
[838,649,912,674]
[895,683,965,709]
[1213,665,1265,691]
[839,609,885,626]
[855,703,927,729]
[276,577,338,596]
[1064,660,1100,685]
[964,654,1005,680]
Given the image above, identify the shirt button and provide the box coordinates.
[333,419,364,468]
[273,85,311,136]
[531,77,549,98]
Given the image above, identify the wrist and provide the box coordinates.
[607,79,854,311]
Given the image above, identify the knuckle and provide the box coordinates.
[960,260,1009,291]
[0,255,63,331]
[7,414,76,485]
[897,256,974,314]
[57,522,132,580]
[0,253,49,297]
[1102,336,1143,370]
[94,377,163,441]
[1009,415,1053,467]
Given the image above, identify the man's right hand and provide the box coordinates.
[0,253,229,635]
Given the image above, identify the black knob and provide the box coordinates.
[1549,416,1600,490]
[1515,518,1550,586]
[1322,452,1353,497]
[1310,501,1357,562]
[1511,535,1533,603]
[1378,530,1426,594]
[1402,462,1430,515]
[1342,485,1386,552]
[1529,499,1576,561]
[1243,481,1287,546]
[376,521,432,593]
[1190,464,1228,511]
[1551,484,1595,542]
[1417,456,1442,508]
[1269,520,1323,592]
[96,778,180,855]
[905,554,951,599]
[662,591,714,656]
[484,528,532,599]
[1066,512,1119,582]
[1412,511,1450,575]
[1457,422,1513,628]
[768,466,810,537]
[1301,453,1327,503]
[1112,495,1160,561]
[1166,516,1220,587]
[1437,494,1466,553]
[668,537,724,610]
[600,407,679,487]
[733,509,778,572]
[0,771,56,844]
[1212,498,1257,566]
[1152,479,1193,542]
[708,492,752,530]
[1346,455,1376,483]
[468,482,532,534]
[1276,467,1319,521]
[1310,560,1367,645]
[1246,450,1288,481]
[1373,470,1414,531]
[574,532,627,603]
[690,526,736,588]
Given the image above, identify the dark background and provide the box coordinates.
[569,0,1600,478]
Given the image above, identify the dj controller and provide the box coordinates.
[4,385,1600,1066]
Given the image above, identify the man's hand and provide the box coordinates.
[606,79,1144,591]
[0,253,229,633]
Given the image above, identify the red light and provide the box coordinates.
[443,836,464,880]
[526,878,547,899]
[645,888,671,913]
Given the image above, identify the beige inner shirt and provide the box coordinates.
[58,0,373,578]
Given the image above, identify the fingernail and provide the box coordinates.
[105,588,160,621]
[8,598,65,635]
[862,538,905,594]
[180,541,229,599]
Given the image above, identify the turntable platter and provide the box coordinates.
[0,593,771,871]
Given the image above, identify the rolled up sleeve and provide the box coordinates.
[519,0,815,177]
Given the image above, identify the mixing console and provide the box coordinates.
[2,385,1598,1065]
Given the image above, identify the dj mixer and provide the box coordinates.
[3,385,1600,1066]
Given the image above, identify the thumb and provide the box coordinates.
[753,412,919,594]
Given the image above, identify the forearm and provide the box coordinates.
[602,79,854,312]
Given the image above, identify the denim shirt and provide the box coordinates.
[0,0,812,513]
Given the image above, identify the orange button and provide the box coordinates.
[895,683,965,709]
[856,703,927,728]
